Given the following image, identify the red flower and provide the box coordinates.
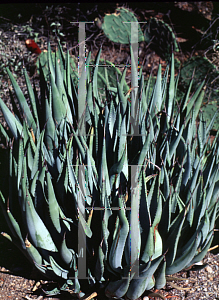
[25,39,41,54]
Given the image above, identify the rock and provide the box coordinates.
[205,265,213,273]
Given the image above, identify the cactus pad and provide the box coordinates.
[144,17,179,60]
[95,7,144,44]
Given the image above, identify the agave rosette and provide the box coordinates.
[0,41,218,299]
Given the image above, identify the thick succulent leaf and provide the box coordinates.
[145,175,157,209]
[166,235,198,275]
[17,137,24,189]
[0,191,24,246]
[166,53,175,123]
[93,48,102,105]
[98,134,111,196]
[126,255,164,300]
[23,67,39,132]
[117,80,128,116]
[165,208,186,266]
[22,118,30,148]
[31,130,45,179]
[78,208,92,238]
[162,164,170,199]
[151,174,162,228]
[6,209,26,249]
[57,39,65,74]
[47,172,62,233]
[209,203,217,232]
[109,196,129,270]
[105,270,130,299]
[108,100,116,138]
[148,64,162,118]
[66,153,77,199]
[206,108,218,135]
[66,50,73,100]
[141,226,154,263]
[130,44,138,117]
[78,61,87,134]
[185,233,213,269]
[182,147,191,187]
[0,97,22,139]
[47,41,55,79]
[205,168,218,208]
[94,245,105,281]
[55,54,70,116]
[30,170,39,197]
[169,125,184,161]
[34,261,51,277]
[200,211,210,245]
[85,82,93,125]
[45,96,56,152]
[25,238,43,265]
[129,172,141,268]
[181,73,194,113]
[60,235,75,266]
[185,82,205,125]
[87,146,98,194]
[186,158,202,206]
[153,227,163,260]
[138,132,151,167]
[50,70,66,125]
[25,186,57,252]
[118,115,127,159]
[155,259,166,290]
[72,129,86,160]
[49,256,68,279]
[120,66,128,92]
[6,67,36,133]
[38,165,46,197]
[109,145,127,181]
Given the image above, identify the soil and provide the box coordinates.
[0,2,219,299]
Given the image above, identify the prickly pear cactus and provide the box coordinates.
[95,7,144,44]
[180,56,219,130]
[144,17,179,60]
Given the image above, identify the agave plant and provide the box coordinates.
[0,40,218,300]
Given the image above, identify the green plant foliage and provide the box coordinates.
[36,50,129,97]
[144,17,179,60]
[92,59,130,96]
[35,48,78,84]
[0,44,218,300]
[95,7,144,44]
[180,55,219,130]
[96,8,179,62]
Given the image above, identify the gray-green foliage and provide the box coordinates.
[36,50,129,96]
[0,42,218,299]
